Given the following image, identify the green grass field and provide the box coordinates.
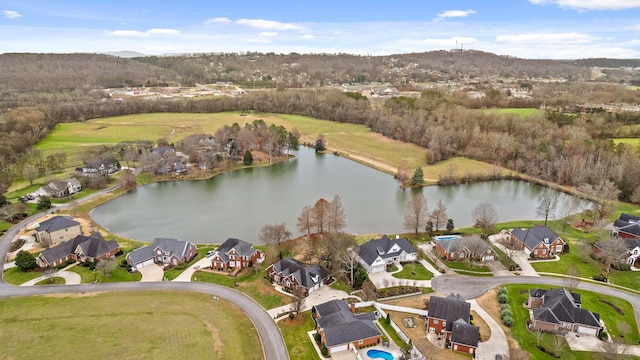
[2,267,45,285]
[612,138,640,148]
[278,311,318,360]
[481,108,543,118]
[0,291,262,360]
[392,262,434,280]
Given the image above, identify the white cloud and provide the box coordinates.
[203,17,231,24]
[107,28,180,38]
[626,24,640,31]
[300,34,315,39]
[496,32,595,45]
[437,10,476,19]
[529,0,640,10]
[236,18,302,30]
[2,10,22,19]
[258,32,278,37]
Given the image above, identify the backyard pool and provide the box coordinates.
[434,235,461,241]
[367,349,394,360]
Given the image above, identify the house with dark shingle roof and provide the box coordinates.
[126,237,197,271]
[356,235,417,273]
[36,232,120,268]
[313,299,381,355]
[510,226,566,259]
[265,257,331,296]
[35,215,82,246]
[210,238,263,271]
[426,293,479,355]
[435,235,496,261]
[527,288,602,336]
[612,213,640,239]
[36,178,82,198]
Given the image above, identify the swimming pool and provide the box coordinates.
[367,349,394,360]
[434,235,461,241]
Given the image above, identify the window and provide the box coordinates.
[555,245,562,252]
[359,340,363,345]
[433,319,439,324]
[454,344,458,351]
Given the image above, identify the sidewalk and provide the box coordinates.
[21,269,81,286]
[267,286,355,320]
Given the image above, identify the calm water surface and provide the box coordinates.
[90,147,583,244]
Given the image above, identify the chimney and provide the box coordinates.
[350,302,356,313]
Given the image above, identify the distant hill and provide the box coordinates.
[102,50,148,58]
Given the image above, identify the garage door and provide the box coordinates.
[577,326,597,335]
[330,344,349,353]
[483,255,495,261]
[371,265,385,273]
[138,259,154,269]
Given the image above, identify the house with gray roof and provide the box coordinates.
[356,235,417,273]
[36,232,120,268]
[313,299,381,355]
[35,215,82,246]
[126,237,197,272]
[210,238,263,271]
[435,235,496,261]
[528,288,602,336]
[36,178,82,198]
[510,226,566,259]
[265,257,331,296]
[612,213,640,239]
[426,293,479,355]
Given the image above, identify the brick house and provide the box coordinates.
[426,294,479,355]
[527,288,602,336]
[34,216,82,247]
[510,226,566,259]
[435,235,496,261]
[210,238,263,271]
[126,237,197,271]
[313,299,381,355]
[265,257,331,296]
[36,232,120,268]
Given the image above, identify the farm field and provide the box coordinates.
[0,291,262,360]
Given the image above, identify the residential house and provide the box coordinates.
[593,237,640,266]
[435,235,496,261]
[510,226,566,259]
[34,216,82,247]
[313,299,381,355]
[75,161,119,177]
[426,294,479,355]
[356,235,418,273]
[210,238,263,271]
[126,237,197,271]
[36,178,82,198]
[527,288,602,336]
[265,257,331,296]
[612,213,640,239]
[36,232,120,268]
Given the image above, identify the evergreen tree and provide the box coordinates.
[243,150,253,165]
[15,250,37,271]
[411,167,424,186]
[36,196,51,210]
[446,218,455,232]
[315,134,326,152]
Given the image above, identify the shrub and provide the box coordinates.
[593,274,608,282]
[611,262,631,271]
[498,287,507,296]
[501,309,513,320]
[502,316,514,327]
[314,332,321,343]
[500,304,511,312]
[599,331,608,341]
[498,293,509,304]
[320,344,328,357]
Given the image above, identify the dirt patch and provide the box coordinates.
[206,322,223,354]
[471,310,491,342]
[476,289,529,360]
[383,293,431,310]
[43,292,99,298]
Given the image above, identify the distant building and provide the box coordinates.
[313,300,381,355]
[36,179,82,198]
[210,238,263,271]
[265,257,331,296]
[126,238,197,271]
[510,226,566,259]
[36,232,120,268]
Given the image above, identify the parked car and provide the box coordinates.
[206,250,215,257]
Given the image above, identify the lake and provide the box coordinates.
[90,147,585,244]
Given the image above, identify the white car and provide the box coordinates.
[206,250,215,257]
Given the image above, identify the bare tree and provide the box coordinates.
[471,202,498,237]
[536,190,558,226]
[118,169,137,190]
[463,237,489,265]
[296,205,313,237]
[558,198,578,232]
[551,335,567,358]
[596,236,628,273]
[500,235,521,267]
[429,200,448,231]
[617,321,632,339]
[564,263,581,291]
[259,223,292,260]
[534,329,544,347]
[95,259,116,277]
[579,181,620,219]
[327,194,346,234]
[22,163,37,185]
[597,340,628,360]
[290,286,306,315]
[44,267,56,283]
[396,160,412,185]
[402,193,428,236]
[576,242,592,263]
[311,198,330,234]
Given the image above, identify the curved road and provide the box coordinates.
[0,196,289,360]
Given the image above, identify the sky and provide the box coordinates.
[1,0,640,59]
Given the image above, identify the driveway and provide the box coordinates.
[138,263,164,282]
[470,299,509,359]
[20,270,81,286]
[267,285,353,319]
[488,234,538,277]
[172,256,212,282]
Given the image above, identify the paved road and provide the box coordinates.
[0,189,289,360]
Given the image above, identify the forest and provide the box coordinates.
[1,51,640,210]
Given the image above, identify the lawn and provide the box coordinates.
[392,262,433,280]
[68,261,142,283]
[2,267,45,285]
[481,108,542,118]
[193,266,288,309]
[35,276,65,285]
[378,317,412,352]
[163,246,214,280]
[445,261,492,273]
[505,284,639,360]
[0,291,262,360]
[278,311,318,360]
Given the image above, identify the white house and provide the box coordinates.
[355,235,417,273]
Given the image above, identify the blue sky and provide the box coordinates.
[1,0,640,58]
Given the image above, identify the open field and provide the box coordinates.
[0,291,262,360]
[481,108,543,118]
